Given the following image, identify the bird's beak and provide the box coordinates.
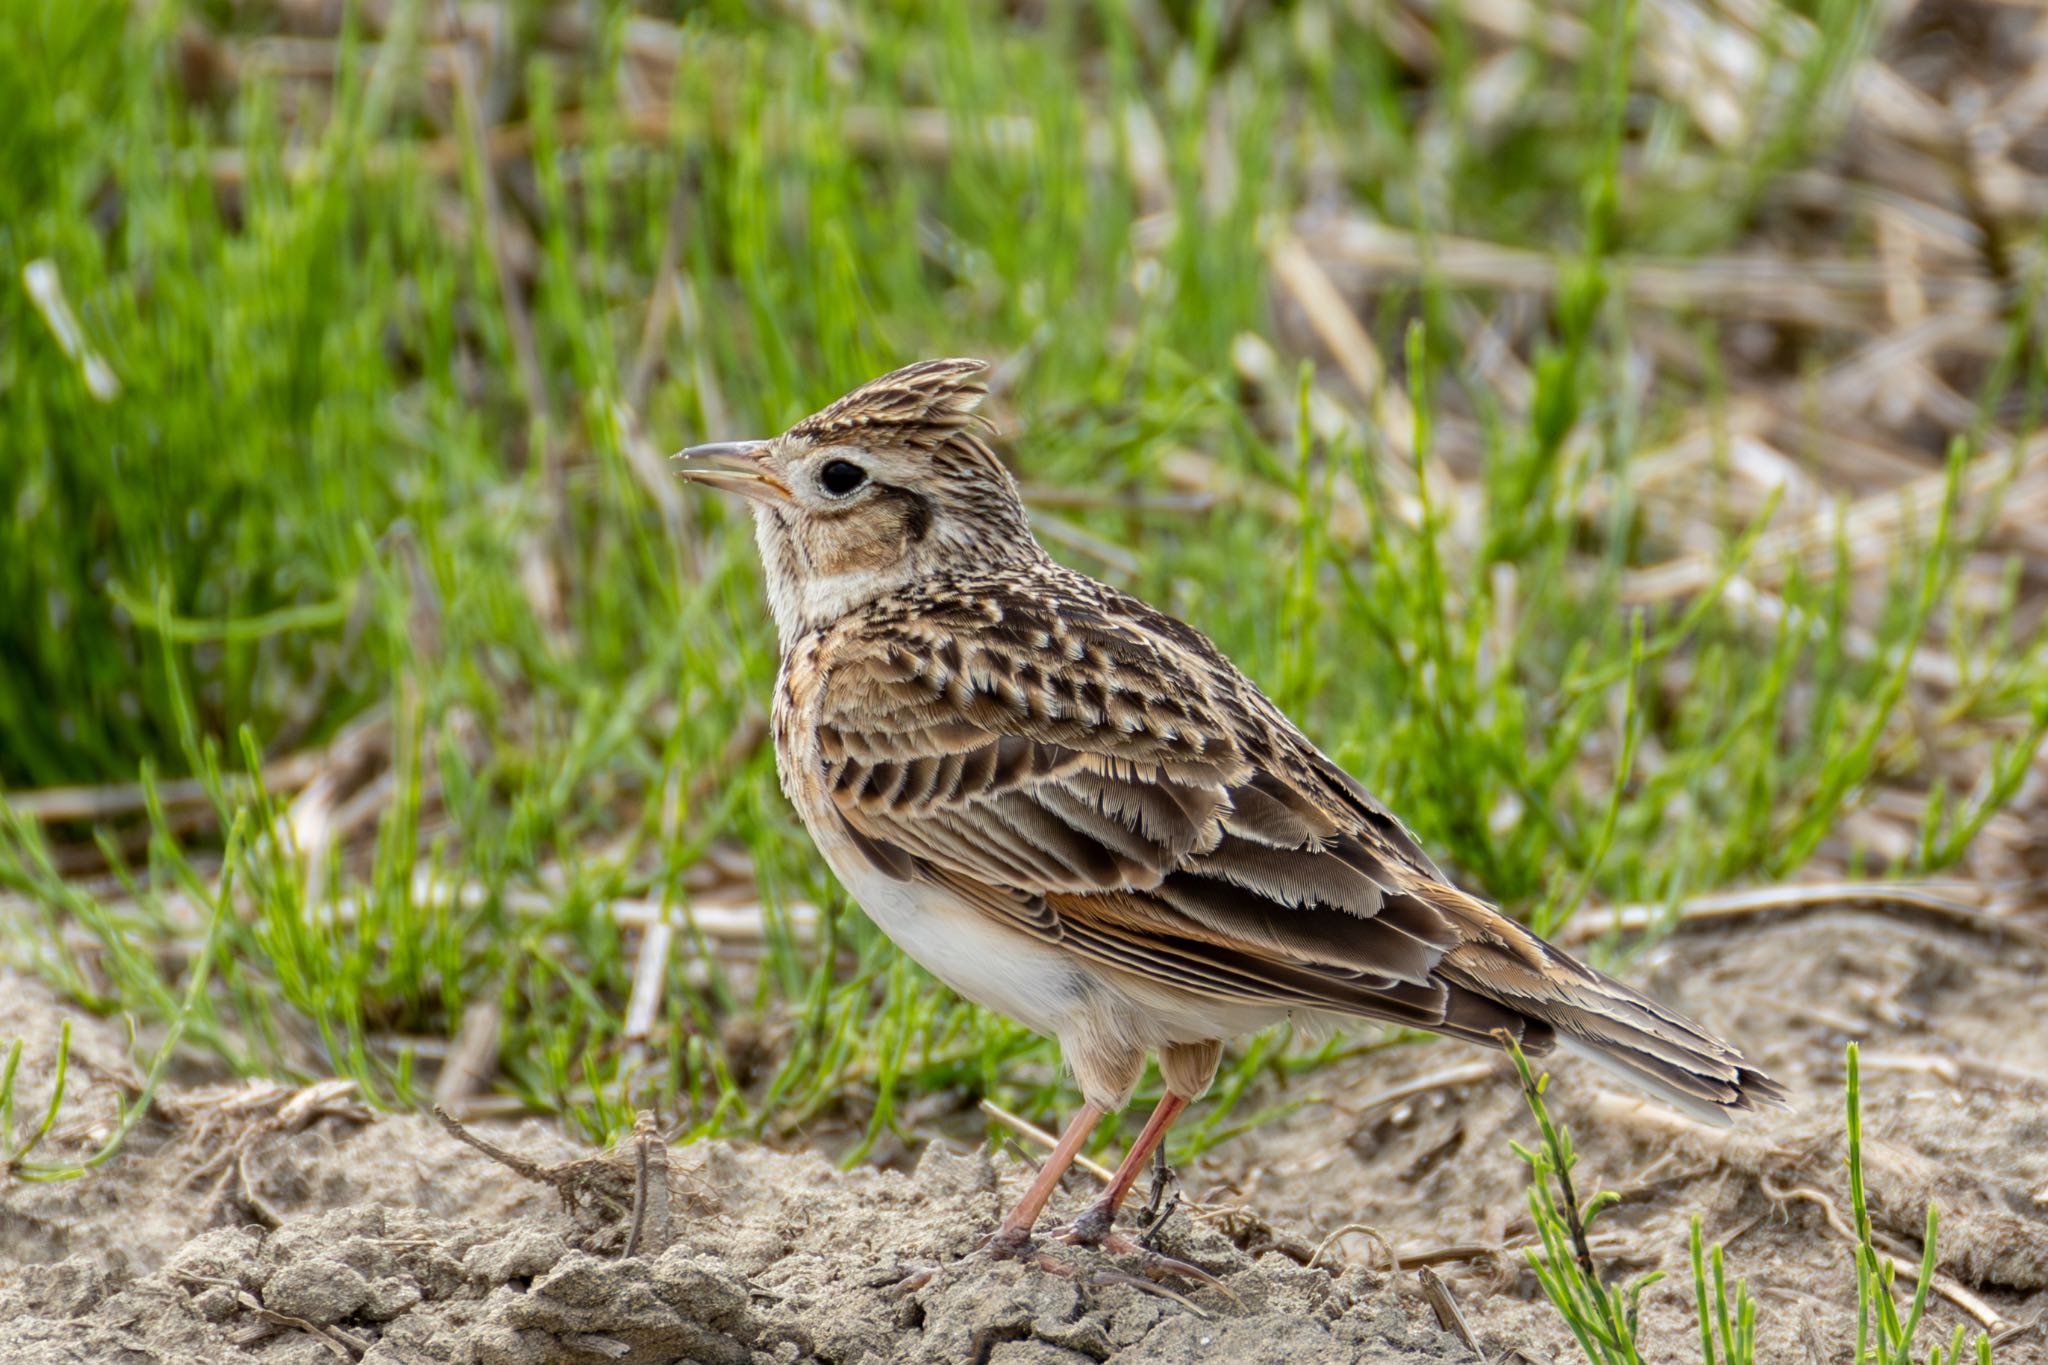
[671,440,792,504]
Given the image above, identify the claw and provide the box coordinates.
[1057,1202,1116,1247]
[903,1215,1236,1308]
[890,1263,942,1295]
[1047,1222,1236,1301]
[984,1225,1038,1261]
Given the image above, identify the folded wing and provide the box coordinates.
[816,591,1470,1017]
[810,578,1787,1122]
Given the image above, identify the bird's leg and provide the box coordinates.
[1137,1141,1180,1249]
[985,1101,1105,1258]
[1057,1092,1187,1247]
[1045,1091,1228,1293]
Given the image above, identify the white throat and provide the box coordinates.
[751,506,919,652]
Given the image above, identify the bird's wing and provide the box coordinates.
[814,576,1787,1119]
[812,582,1474,1008]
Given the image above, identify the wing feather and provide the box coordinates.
[815,594,1462,1008]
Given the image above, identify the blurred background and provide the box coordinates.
[3,0,2045,1167]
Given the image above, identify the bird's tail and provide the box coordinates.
[1425,888,1790,1126]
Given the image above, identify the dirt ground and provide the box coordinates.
[1204,907,2048,1362]
[2,905,2045,1363]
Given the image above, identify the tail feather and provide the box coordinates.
[1553,1034,1788,1127]
[1421,887,1790,1124]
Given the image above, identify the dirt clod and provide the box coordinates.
[263,1254,370,1325]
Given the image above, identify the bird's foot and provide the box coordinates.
[1046,1209,1231,1296]
[886,1224,1066,1294]
[1051,1202,1116,1248]
[983,1224,1038,1261]
[894,1217,1230,1307]
[980,1225,1092,1278]
[988,1227,1220,1313]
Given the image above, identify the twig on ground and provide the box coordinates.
[623,1109,669,1257]
[1304,218,2003,326]
[431,1104,558,1186]
[1988,1315,2044,1350]
[169,1270,368,1359]
[622,919,675,1045]
[1249,1229,1521,1273]
[433,1105,640,1221]
[1758,1173,2009,1333]
[1564,880,2048,951]
[432,999,503,1109]
[997,1137,1044,1175]
[1087,1269,1211,1317]
[171,1079,373,1226]
[1417,1266,1484,1358]
[1339,1060,1500,1119]
[11,706,389,824]
[237,1141,286,1229]
[979,1099,1116,1184]
[1309,1222,1402,1273]
[1268,232,1433,485]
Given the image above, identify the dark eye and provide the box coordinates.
[819,459,867,496]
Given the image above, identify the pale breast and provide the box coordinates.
[774,643,1095,1037]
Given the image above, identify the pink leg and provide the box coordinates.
[987,1102,1105,1256]
[1062,1092,1188,1245]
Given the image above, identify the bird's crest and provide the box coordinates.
[788,358,993,445]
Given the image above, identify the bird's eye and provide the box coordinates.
[819,459,868,496]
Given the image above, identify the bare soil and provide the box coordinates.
[0,973,1464,1364]
[1187,907,2048,1363]
[2,904,2045,1363]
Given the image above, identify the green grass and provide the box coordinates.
[1508,1039,1996,1363]
[3,0,2045,1179]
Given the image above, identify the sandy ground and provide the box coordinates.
[2,906,2045,1363]
[1183,907,2048,1362]
[0,971,1467,1364]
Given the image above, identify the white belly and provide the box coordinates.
[823,838,1092,1037]
[810,816,1289,1048]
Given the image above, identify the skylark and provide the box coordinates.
[676,358,1786,1264]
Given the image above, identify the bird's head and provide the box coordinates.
[675,358,1040,646]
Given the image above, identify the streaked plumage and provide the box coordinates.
[677,358,1786,1258]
